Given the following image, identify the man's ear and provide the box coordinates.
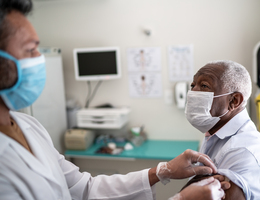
[229,92,244,110]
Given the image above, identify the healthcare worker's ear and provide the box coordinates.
[228,92,244,111]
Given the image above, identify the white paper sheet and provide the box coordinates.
[127,47,162,98]
[128,72,162,98]
[127,47,161,72]
[168,44,194,81]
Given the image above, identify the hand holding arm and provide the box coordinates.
[169,177,225,200]
[153,149,217,185]
[181,174,245,200]
[181,174,230,191]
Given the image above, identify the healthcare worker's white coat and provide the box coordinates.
[0,111,155,200]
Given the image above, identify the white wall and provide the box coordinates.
[29,0,260,142]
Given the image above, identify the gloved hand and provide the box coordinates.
[168,177,225,200]
[156,149,217,185]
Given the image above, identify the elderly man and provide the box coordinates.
[185,60,260,199]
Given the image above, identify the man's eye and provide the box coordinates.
[201,84,208,88]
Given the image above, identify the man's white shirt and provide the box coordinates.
[200,108,260,199]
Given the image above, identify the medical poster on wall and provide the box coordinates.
[128,73,162,98]
[127,47,162,98]
[168,44,194,82]
[127,47,161,72]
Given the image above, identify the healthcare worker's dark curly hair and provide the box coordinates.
[0,0,33,50]
[0,0,33,90]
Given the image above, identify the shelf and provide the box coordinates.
[65,139,199,161]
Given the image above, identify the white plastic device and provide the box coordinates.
[175,82,187,109]
[77,107,130,129]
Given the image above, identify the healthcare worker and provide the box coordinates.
[0,0,228,199]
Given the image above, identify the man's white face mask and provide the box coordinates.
[185,90,233,133]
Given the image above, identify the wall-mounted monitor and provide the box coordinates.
[73,47,121,81]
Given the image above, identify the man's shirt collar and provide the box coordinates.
[215,108,250,139]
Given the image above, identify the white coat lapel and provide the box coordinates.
[7,133,59,186]
[9,114,60,186]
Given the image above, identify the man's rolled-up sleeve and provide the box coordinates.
[216,148,260,200]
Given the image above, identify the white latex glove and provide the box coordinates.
[156,149,217,184]
[168,177,225,200]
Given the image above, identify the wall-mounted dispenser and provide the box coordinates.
[175,82,187,109]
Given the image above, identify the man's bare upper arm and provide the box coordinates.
[181,174,245,200]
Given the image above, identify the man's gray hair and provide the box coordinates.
[207,60,252,107]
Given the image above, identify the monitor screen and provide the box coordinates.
[73,47,121,81]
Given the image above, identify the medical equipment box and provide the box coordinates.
[76,108,130,129]
[65,129,95,150]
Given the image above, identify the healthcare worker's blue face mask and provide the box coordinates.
[0,50,46,110]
